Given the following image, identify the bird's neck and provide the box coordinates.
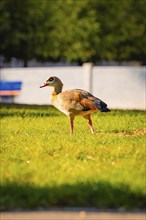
[52,85,63,95]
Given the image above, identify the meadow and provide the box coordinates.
[0,104,145,211]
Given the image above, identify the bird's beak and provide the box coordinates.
[40,83,48,88]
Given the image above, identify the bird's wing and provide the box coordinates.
[73,89,107,111]
[56,89,108,113]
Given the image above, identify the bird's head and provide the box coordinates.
[40,76,63,89]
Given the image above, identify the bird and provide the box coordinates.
[40,76,110,134]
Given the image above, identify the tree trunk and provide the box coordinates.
[24,58,28,67]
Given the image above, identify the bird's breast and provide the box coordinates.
[51,94,71,116]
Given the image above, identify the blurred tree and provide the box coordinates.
[0,0,145,66]
[48,0,100,63]
[0,0,54,66]
[92,0,146,64]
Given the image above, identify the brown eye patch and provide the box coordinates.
[49,77,54,82]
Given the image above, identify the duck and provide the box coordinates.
[40,76,110,134]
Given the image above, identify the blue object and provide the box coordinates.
[0,81,22,91]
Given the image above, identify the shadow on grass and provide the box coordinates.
[0,104,59,118]
[0,111,58,118]
[1,181,145,211]
[1,104,145,119]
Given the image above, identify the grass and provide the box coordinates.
[0,104,146,211]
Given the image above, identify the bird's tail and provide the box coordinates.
[94,98,110,112]
[99,100,110,112]
[101,107,110,112]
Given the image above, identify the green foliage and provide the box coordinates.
[0,104,145,210]
[93,0,146,63]
[0,0,52,66]
[49,0,99,62]
[0,0,145,65]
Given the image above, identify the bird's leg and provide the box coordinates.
[84,115,94,134]
[88,118,94,134]
[70,118,74,135]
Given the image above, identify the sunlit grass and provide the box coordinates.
[0,104,145,210]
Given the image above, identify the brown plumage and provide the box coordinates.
[40,76,110,134]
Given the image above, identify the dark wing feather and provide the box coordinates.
[75,89,110,112]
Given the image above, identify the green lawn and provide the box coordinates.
[0,104,145,210]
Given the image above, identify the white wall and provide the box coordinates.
[92,67,146,109]
[1,65,146,109]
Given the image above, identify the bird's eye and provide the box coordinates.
[49,77,54,82]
